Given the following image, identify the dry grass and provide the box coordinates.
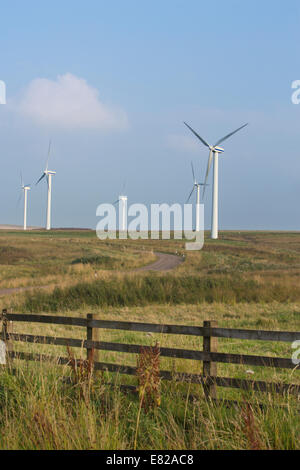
[1,230,300,308]
[0,352,299,450]
[3,302,300,401]
[0,230,299,449]
[0,231,156,290]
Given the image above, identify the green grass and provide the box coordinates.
[0,358,299,450]
[0,231,155,291]
[0,230,300,450]
[9,301,300,385]
[20,274,300,313]
[71,255,119,269]
[0,246,32,264]
[1,301,299,450]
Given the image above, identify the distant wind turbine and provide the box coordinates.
[113,182,127,232]
[19,173,31,231]
[36,140,56,231]
[113,196,128,232]
[184,122,248,239]
[186,162,207,232]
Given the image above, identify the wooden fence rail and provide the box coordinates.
[1,310,300,401]
[4,313,300,342]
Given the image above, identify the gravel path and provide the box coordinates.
[135,252,184,272]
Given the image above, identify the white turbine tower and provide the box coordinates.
[36,141,56,231]
[186,162,207,232]
[119,195,128,233]
[113,182,128,234]
[184,122,248,240]
[19,173,31,231]
[114,195,128,233]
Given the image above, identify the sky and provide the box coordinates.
[0,0,300,230]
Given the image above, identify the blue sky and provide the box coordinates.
[0,0,300,229]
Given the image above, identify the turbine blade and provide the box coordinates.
[186,186,195,204]
[214,123,248,147]
[191,161,195,183]
[183,122,210,148]
[203,149,213,197]
[113,199,120,206]
[20,171,23,188]
[16,191,23,209]
[36,173,46,185]
[45,139,52,171]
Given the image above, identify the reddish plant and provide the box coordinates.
[136,342,161,413]
[241,403,262,450]
[66,345,95,402]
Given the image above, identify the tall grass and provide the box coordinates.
[0,362,298,450]
[22,274,300,312]
[71,255,116,268]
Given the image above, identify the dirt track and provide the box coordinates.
[136,252,184,272]
[0,252,183,297]
[0,285,49,297]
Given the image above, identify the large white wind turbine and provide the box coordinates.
[19,173,31,231]
[184,122,248,239]
[36,141,56,231]
[186,162,207,232]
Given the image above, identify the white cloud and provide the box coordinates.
[17,73,129,131]
[166,134,200,153]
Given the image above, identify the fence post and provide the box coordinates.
[86,314,99,366]
[1,309,11,366]
[203,320,218,400]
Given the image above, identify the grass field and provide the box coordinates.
[0,230,299,449]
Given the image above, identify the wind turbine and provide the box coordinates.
[36,140,56,231]
[184,122,248,239]
[113,182,127,232]
[19,173,31,231]
[186,162,207,232]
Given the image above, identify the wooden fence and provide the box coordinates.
[1,309,300,401]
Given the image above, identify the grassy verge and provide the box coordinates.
[19,274,300,313]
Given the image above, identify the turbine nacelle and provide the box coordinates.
[213,146,224,153]
[208,145,224,153]
[20,172,31,192]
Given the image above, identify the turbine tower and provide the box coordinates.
[19,173,31,231]
[119,195,128,232]
[113,181,127,234]
[186,162,207,232]
[114,195,128,232]
[36,140,56,231]
[184,122,248,239]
